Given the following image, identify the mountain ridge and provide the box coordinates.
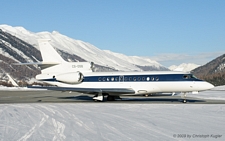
[1,24,224,86]
[0,24,168,72]
[0,24,169,84]
[169,63,200,72]
[192,54,225,86]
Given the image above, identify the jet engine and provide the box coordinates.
[55,72,84,84]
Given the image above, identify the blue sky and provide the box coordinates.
[1,0,225,66]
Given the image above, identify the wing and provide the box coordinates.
[27,86,135,95]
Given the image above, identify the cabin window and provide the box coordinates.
[151,77,154,81]
[111,77,114,81]
[98,77,101,81]
[107,77,110,81]
[138,77,141,81]
[142,77,145,81]
[125,77,128,81]
[147,77,150,81]
[120,76,125,82]
[115,77,118,81]
[103,77,106,81]
[133,77,136,81]
[156,77,159,81]
[129,77,132,81]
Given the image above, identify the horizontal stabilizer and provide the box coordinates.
[13,62,58,65]
[13,62,59,70]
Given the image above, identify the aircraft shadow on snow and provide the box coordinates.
[58,95,93,101]
[57,95,206,103]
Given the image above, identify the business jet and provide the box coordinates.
[16,40,214,102]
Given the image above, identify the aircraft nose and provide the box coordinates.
[194,81,214,91]
[204,82,214,90]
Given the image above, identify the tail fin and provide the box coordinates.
[13,39,93,75]
[38,39,66,63]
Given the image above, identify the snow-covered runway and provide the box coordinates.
[0,86,225,140]
[0,104,224,141]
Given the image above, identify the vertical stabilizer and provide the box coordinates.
[38,40,66,63]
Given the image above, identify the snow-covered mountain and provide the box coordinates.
[0,24,224,86]
[0,24,168,72]
[169,63,200,72]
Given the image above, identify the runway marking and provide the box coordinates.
[52,118,66,141]
[18,108,49,141]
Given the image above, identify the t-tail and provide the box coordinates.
[38,39,66,64]
[15,40,94,84]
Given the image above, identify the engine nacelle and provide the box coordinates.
[55,72,83,84]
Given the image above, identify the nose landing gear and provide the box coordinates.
[182,92,187,103]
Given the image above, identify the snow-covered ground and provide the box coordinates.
[189,85,225,100]
[0,85,46,91]
[0,104,224,141]
[0,86,224,141]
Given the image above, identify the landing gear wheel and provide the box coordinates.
[93,93,103,102]
[93,97,101,102]
[107,96,115,101]
[107,96,122,101]
[181,92,187,103]
[93,99,102,102]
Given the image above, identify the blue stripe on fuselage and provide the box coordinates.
[83,74,202,82]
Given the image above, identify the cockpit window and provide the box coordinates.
[183,75,189,79]
[190,74,197,79]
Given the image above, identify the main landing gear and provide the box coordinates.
[93,95,104,102]
[92,93,121,102]
[107,96,121,101]
[93,90,103,102]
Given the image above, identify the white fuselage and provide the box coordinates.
[39,71,214,95]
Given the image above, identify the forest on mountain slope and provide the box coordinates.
[192,54,225,86]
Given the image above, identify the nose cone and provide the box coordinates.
[205,82,214,90]
[193,81,214,91]
[200,82,214,91]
